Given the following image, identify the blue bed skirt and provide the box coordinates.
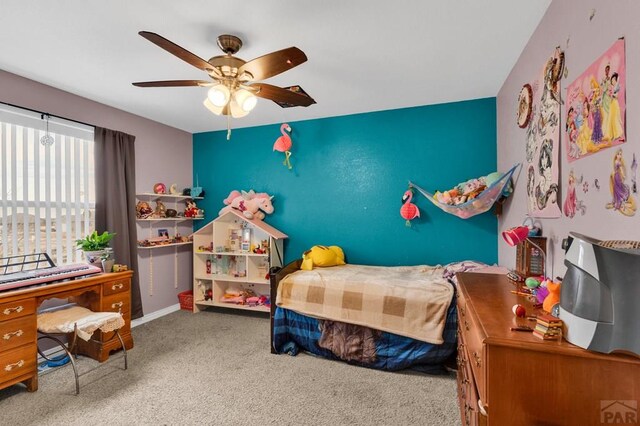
[273,295,458,374]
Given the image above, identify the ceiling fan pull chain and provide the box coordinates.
[227,114,231,140]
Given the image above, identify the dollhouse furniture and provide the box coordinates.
[37,305,128,394]
[0,270,134,393]
[191,210,287,313]
[456,272,640,426]
[269,260,457,372]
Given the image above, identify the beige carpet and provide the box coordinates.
[0,309,460,425]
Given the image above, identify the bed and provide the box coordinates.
[269,260,462,373]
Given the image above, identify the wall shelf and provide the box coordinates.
[136,191,204,296]
[137,242,193,250]
[136,193,204,202]
[194,251,268,257]
[194,299,270,313]
[137,218,204,222]
[194,273,269,284]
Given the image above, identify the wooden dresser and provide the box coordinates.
[456,272,640,426]
[0,271,134,392]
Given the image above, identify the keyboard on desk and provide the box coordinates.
[0,263,102,292]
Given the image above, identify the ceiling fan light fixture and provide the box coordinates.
[237,71,253,82]
[233,89,257,113]
[228,98,249,118]
[203,98,224,116]
[207,85,230,107]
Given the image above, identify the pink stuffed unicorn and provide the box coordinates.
[219,190,274,220]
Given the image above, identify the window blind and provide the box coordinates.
[0,104,95,267]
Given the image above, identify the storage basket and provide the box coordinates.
[178,290,194,311]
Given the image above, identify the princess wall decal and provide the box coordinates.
[631,153,637,194]
[565,39,626,162]
[563,170,586,218]
[606,148,636,216]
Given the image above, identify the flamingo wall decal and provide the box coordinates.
[273,123,293,170]
[400,188,420,226]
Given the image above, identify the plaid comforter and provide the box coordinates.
[276,264,454,344]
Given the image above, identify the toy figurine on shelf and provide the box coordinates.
[153,182,166,194]
[253,239,269,254]
[136,201,153,219]
[198,242,214,252]
[184,198,199,218]
[153,200,167,218]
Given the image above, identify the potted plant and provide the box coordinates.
[100,249,115,273]
[76,231,115,269]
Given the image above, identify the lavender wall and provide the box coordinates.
[0,69,193,316]
[497,1,640,278]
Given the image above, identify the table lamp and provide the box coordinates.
[502,225,547,280]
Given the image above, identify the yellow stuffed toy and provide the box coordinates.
[300,245,346,270]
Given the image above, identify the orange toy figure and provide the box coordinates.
[273,123,293,170]
[543,280,561,314]
[400,188,420,226]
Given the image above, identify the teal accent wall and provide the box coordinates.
[193,97,497,266]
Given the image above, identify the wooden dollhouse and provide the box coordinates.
[191,209,287,313]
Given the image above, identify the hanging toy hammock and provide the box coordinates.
[409,164,520,219]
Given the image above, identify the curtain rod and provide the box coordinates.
[0,100,96,129]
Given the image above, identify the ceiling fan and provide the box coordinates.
[132,31,316,119]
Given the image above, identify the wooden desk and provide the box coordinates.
[0,271,134,392]
[456,272,640,426]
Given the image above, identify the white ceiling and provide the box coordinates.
[0,1,550,134]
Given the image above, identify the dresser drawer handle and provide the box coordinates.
[3,330,24,340]
[472,351,482,368]
[478,399,488,416]
[111,301,124,310]
[3,306,23,316]
[111,283,124,291]
[4,360,24,371]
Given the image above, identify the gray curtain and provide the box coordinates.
[94,127,143,319]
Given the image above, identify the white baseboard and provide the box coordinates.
[131,303,181,328]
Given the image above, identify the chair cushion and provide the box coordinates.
[37,306,124,341]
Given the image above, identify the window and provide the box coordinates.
[0,104,95,267]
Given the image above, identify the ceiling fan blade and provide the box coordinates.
[250,83,316,107]
[139,31,216,73]
[238,47,307,81]
[132,80,210,87]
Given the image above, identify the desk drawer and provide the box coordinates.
[0,344,36,384]
[102,292,130,314]
[0,316,35,352]
[103,278,130,296]
[458,291,487,404]
[0,299,35,322]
